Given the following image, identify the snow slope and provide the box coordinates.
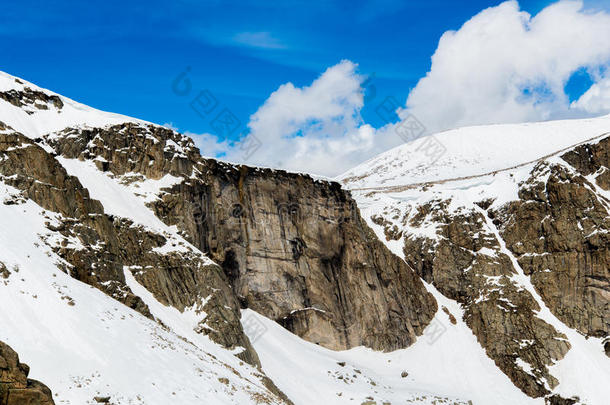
[243,303,542,405]
[0,71,143,140]
[339,115,610,189]
[56,157,201,257]
[0,182,282,405]
[342,131,610,404]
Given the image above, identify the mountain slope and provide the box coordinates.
[0,72,436,404]
[1,70,609,405]
[340,119,610,404]
[0,74,289,404]
[0,186,282,404]
[340,115,610,190]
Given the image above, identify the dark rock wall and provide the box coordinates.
[156,163,437,351]
[44,122,437,352]
[495,158,609,338]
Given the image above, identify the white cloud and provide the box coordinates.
[187,131,231,159]
[213,60,402,176]
[232,31,285,49]
[571,76,610,113]
[405,0,610,132]
[192,1,610,177]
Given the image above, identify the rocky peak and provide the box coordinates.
[45,123,198,179]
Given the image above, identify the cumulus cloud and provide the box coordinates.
[571,76,610,114]
[189,131,231,158]
[192,0,610,177]
[405,0,610,132]
[216,60,402,176]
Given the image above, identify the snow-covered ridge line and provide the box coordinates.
[339,113,610,189]
[0,70,343,190]
[345,131,610,193]
[0,71,152,130]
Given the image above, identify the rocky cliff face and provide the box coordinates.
[0,341,54,405]
[160,163,437,351]
[399,203,571,398]
[42,122,437,352]
[493,153,609,339]
[355,135,610,402]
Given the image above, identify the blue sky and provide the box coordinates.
[0,1,592,130]
[2,0,610,175]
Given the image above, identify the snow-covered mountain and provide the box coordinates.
[339,115,610,404]
[0,72,288,404]
[0,71,608,405]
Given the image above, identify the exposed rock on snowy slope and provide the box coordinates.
[0,341,54,405]
[0,71,438,404]
[341,119,610,403]
[39,120,437,352]
[495,149,609,339]
[0,84,62,113]
[0,73,291,404]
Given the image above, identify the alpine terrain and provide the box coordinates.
[0,71,608,405]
